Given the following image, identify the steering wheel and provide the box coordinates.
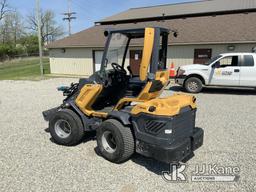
[111,63,126,74]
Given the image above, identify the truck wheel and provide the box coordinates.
[184,77,203,93]
[96,119,135,163]
[49,109,84,146]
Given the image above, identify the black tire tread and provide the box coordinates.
[97,119,135,163]
[109,120,135,162]
[184,77,203,93]
[49,109,84,146]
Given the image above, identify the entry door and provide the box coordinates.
[130,50,142,75]
[94,51,103,72]
[194,49,212,64]
[209,56,240,86]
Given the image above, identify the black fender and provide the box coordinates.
[43,101,91,131]
[42,107,59,121]
[107,111,132,126]
[68,101,95,131]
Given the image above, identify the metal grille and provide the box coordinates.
[145,120,166,134]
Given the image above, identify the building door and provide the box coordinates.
[130,50,142,75]
[194,49,212,64]
[93,50,103,72]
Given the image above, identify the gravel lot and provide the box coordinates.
[0,78,256,192]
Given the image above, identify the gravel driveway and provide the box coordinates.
[0,78,255,192]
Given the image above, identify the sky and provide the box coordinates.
[9,0,196,35]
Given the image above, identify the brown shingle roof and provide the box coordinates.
[97,0,256,24]
[47,13,256,49]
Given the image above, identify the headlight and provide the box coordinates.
[177,68,185,77]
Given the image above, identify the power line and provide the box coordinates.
[74,0,98,12]
[62,0,76,36]
[72,0,101,27]
[72,0,94,19]
[72,2,89,18]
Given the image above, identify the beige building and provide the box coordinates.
[48,0,256,76]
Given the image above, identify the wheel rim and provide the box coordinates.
[188,81,198,91]
[101,131,117,153]
[54,119,72,139]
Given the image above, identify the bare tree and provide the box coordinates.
[0,8,26,60]
[0,0,12,43]
[0,11,25,44]
[27,9,64,44]
[0,0,11,21]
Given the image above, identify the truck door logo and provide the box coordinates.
[215,70,221,76]
[215,70,232,76]
[222,71,232,76]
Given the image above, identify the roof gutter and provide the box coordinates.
[47,41,256,49]
[95,9,256,25]
[169,41,256,46]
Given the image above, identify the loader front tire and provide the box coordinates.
[49,109,84,146]
[96,119,135,163]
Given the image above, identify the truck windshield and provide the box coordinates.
[104,33,129,70]
[204,55,222,65]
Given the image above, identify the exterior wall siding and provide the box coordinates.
[49,43,256,76]
[49,48,94,76]
[167,43,256,69]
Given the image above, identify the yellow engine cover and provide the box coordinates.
[131,94,197,116]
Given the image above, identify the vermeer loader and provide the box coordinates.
[43,27,204,163]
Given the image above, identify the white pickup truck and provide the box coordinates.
[175,53,256,93]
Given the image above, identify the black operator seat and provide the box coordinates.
[126,66,146,97]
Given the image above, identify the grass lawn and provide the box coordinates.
[0,57,51,80]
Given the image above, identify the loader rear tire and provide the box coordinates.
[96,119,135,163]
[49,109,84,146]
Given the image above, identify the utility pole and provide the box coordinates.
[36,0,44,78]
[62,0,76,36]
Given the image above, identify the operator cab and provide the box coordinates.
[88,28,170,111]
[99,28,169,81]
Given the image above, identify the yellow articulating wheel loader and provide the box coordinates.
[43,27,204,163]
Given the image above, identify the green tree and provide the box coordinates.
[18,35,39,56]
